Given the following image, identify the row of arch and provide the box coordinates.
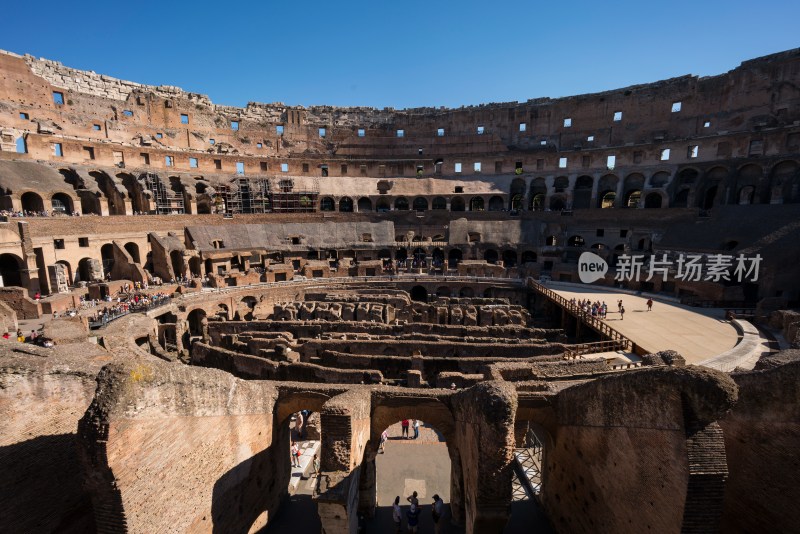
[319,195,509,212]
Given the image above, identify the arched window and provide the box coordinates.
[413,197,428,211]
[469,197,484,211]
[339,197,354,212]
[320,197,335,211]
[395,197,409,211]
[432,197,447,210]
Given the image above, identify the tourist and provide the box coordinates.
[617,299,623,313]
[406,503,420,533]
[392,496,402,532]
[413,419,420,440]
[407,490,419,507]
[290,441,300,467]
[2,332,9,340]
[30,330,37,341]
[313,453,320,477]
[646,298,653,311]
[432,494,444,533]
[620,305,625,321]
[379,429,389,453]
[401,418,410,439]
[295,411,304,440]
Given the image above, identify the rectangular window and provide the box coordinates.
[607,155,616,170]
[156,133,163,139]
[613,111,622,121]
[231,121,239,131]
[474,162,482,172]
[477,126,485,135]
[582,156,591,168]
[93,124,102,131]
[563,118,572,127]
[748,140,763,156]
[536,159,544,170]
[540,139,547,146]
[257,142,263,148]
[165,155,174,167]
[437,128,445,137]
[620,229,628,237]
[302,163,310,173]
[596,229,604,237]
[123,110,133,117]
[671,101,682,113]
[281,163,289,172]
[319,127,326,138]
[454,162,462,173]
[83,146,95,160]
[214,159,222,170]
[209,138,215,145]
[687,145,699,158]
[396,129,405,137]
[633,151,643,164]
[341,164,348,174]
[236,162,244,174]
[660,148,671,161]
[141,153,150,165]
[454,186,464,193]
[19,112,29,119]
[260,162,268,171]
[180,114,189,124]
[587,135,594,142]
[113,151,124,166]
[519,122,527,132]
[54,239,65,250]
[53,91,64,105]
[78,237,89,247]
[357,128,365,137]
[277,125,284,135]
[54,143,63,157]
[559,157,567,168]
[360,164,367,175]
[190,157,198,168]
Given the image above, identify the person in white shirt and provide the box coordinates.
[392,496,402,532]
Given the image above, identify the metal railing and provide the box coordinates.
[89,297,172,329]
[563,339,629,359]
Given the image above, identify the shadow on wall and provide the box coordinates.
[211,426,289,533]
[0,434,96,533]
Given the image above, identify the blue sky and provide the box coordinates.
[1,0,798,109]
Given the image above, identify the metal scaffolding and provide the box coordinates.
[140,172,184,214]
[219,176,319,214]
[269,177,319,213]
[224,177,271,214]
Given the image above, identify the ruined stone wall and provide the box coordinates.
[78,358,281,534]
[719,353,800,533]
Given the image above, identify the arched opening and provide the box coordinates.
[450,197,465,212]
[89,170,127,215]
[21,192,44,213]
[56,260,73,286]
[600,191,616,209]
[510,177,526,210]
[395,248,408,263]
[644,193,663,208]
[459,287,474,297]
[320,197,335,211]
[412,247,426,264]
[187,308,207,337]
[100,243,115,275]
[469,197,485,211]
[189,256,202,277]
[413,197,428,211]
[549,196,566,211]
[484,249,499,264]
[546,236,557,246]
[674,188,690,207]
[395,197,409,211]
[436,286,451,297]
[51,193,73,215]
[502,250,518,268]
[77,258,99,283]
[432,196,447,210]
[124,242,141,264]
[701,185,718,210]
[448,249,462,269]
[521,251,537,264]
[625,190,642,208]
[649,171,671,188]
[510,194,524,211]
[15,136,27,154]
[237,296,258,321]
[488,196,504,211]
[573,175,594,209]
[339,197,354,212]
[170,250,185,279]
[529,193,545,211]
[432,248,444,267]
[738,186,755,205]
[568,235,585,247]
[357,197,372,212]
[410,285,428,302]
[214,303,229,321]
[0,254,24,288]
[376,199,391,212]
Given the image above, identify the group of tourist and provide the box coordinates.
[393,491,445,533]
[0,209,82,218]
[2,328,47,345]
[570,298,610,319]
[378,419,422,454]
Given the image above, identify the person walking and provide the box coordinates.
[646,298,653,311]
[380,429,389,453]
[392,496,403,532]
[619,305,625,321]
[290,441,300,468]
[432,494,444,533]
[413,419,420,440]
[401,419,410,439]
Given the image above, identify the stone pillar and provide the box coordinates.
[97,198,110,216]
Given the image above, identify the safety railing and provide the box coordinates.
[563,339,629,359]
